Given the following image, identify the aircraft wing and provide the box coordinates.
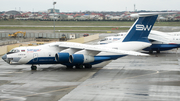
[57,42,149,56]
[149,31,176,44]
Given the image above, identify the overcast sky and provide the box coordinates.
[1,0,180,12]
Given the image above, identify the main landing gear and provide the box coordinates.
[84,64,92,69]
[76,64,92,69]
[149,50,153,54]
[31,65,37,70]
[75,65,83,69]
[156,50,160,54]
[66,66,73,69]
[66,64,92,69]
[149,50,161,54]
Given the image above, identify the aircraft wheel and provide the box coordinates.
[31,65,37,70]
[157,50,160,53]
[66,66,73,69]
[149,50,153,54]
[84,64,92,69]
[76,65,83,69]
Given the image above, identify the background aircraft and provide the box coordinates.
[98,33,127,45]
[2,13,158,70]
[98,30,180,53]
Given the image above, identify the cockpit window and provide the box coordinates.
[9,49,20,53]
[10,49,14,52]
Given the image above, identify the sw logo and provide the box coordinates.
[136,24,152,31]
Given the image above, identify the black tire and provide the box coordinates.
[149,50,153,54]
[66,66,73,69]
[157,50,160,53]
[31,66,37,70]
[84,64,92,69]
[76,65,83,69]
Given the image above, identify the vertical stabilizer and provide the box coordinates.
[122,14,158,43]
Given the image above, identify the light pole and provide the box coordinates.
[53,1,56,34]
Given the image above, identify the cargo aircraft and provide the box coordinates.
[2,13,158,70]
[98,30,180,53]
[144,30,180,53]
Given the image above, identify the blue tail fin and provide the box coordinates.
[122,14,158,43]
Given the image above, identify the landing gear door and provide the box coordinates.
[33,53,38,62]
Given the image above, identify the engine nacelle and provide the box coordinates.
[69,54,94,64]
[55,53,70,63]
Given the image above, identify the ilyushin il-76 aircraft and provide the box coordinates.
[2,13,158,70]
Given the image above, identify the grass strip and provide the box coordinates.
[0,20,180,26]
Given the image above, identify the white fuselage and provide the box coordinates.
[5,41,151,65]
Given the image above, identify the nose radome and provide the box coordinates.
[2,54,7,61]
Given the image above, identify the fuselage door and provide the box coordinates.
[33,53,38,62]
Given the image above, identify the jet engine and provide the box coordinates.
[55,53,70,63]
[69,54,94,64]
[55,48,80,63]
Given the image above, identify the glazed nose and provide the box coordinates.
[2,54,7,61]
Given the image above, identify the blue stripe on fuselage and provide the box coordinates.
[26,55,126,65]
[26,57,57,64]
[143,44,179,51]
[90,55,126,65]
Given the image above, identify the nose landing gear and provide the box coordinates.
[31,65,37,70]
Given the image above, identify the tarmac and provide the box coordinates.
[0,57,111,101]
[1,30,180,101]
[60,50,180,101]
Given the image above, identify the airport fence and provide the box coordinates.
[0,33,96,46]
[0,38,35,46]
[0,33,95,39]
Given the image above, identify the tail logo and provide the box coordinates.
[136,24,152,31]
